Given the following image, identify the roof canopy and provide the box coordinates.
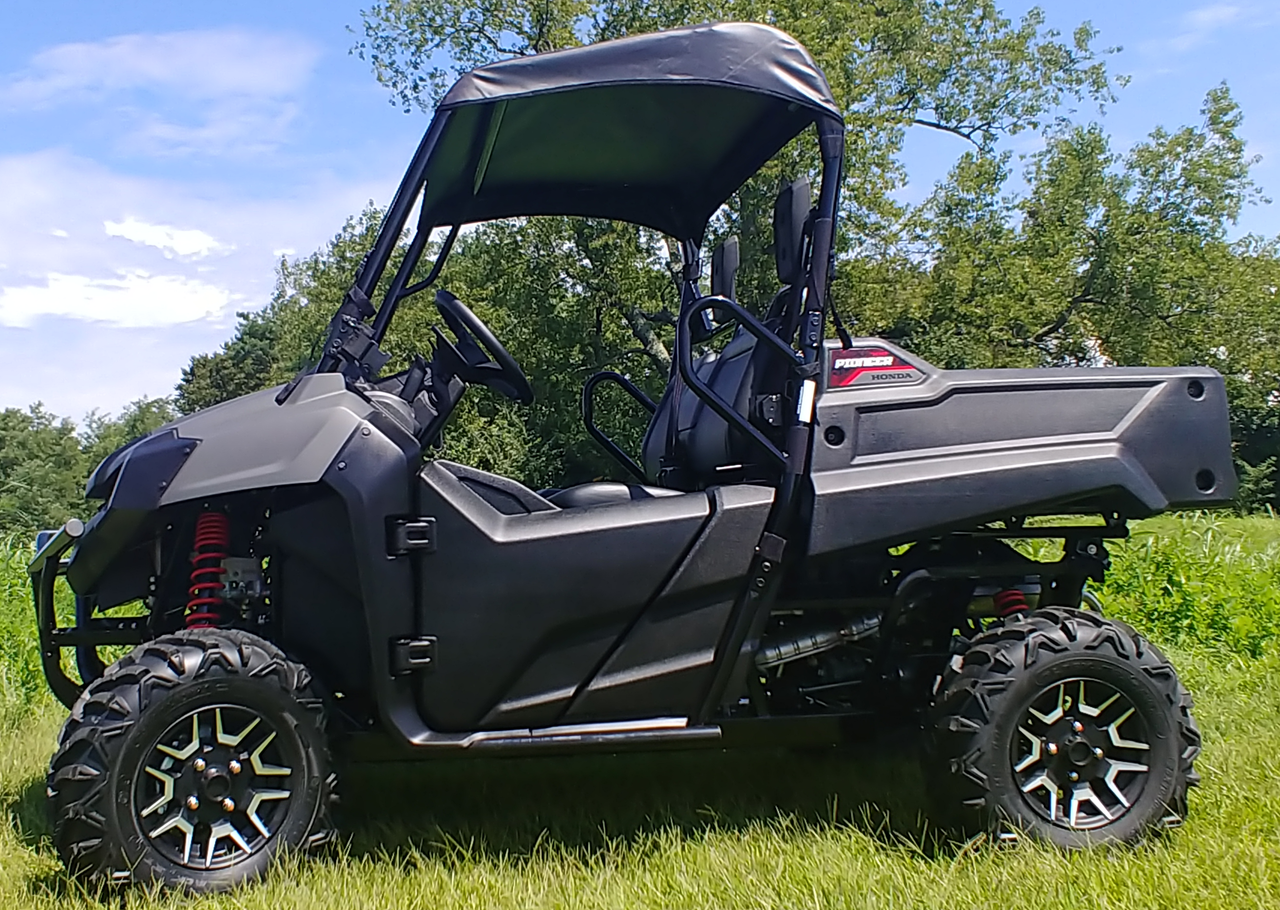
[416,22,842,240]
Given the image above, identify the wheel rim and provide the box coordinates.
[132,705,296,870]
[1010,678,1151,830]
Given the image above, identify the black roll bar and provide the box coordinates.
[581,371,657,482]
[676,296,801,470]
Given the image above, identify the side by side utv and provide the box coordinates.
[29,22,1233,890]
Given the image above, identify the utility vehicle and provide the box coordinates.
[30,22,1233,890]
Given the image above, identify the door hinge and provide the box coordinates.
[388,517,436,555]
[390,636,437,675]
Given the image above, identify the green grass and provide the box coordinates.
[2,514,1280,908]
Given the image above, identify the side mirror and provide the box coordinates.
[773,177,811,286]
[710,235,739,301]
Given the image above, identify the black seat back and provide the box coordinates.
[640,178,812,489]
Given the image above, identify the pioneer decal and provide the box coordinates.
[828,346,925,388]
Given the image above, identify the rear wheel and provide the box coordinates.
[48,629,335,891]
[927,607,1199,847]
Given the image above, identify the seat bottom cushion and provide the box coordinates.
[544,482,685,509]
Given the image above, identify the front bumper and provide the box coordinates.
[29,520,147,709]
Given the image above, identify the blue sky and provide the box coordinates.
[1,1,1277,419]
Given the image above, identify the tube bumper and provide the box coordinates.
[28,520,146,709]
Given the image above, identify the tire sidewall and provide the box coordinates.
[984,649,1181,848]
[106,674,327,890]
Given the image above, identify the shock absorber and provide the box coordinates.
[993,588,1030,619]
[186,511,230,628]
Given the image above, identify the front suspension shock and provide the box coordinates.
[185,511,230,628]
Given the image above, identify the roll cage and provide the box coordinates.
[312,23,845,506]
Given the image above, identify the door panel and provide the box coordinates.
[415,462,710,731]
[566,485,774,721]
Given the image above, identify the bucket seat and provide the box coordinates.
[550,178,810,507]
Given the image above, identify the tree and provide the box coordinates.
[0,397,175,535]
[849,86,1280,510]
[174,209,678,487]
[353,0,1120,331]
[0,405,87,534]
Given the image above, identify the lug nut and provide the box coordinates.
[193,758,206,772]
[1046,742,1059,755]
[229,760,242,775]
[186,795,200,811]
[1072,721,1084,733]
[1068,771,1079,782]
[1094,747,1104,759]
[221,798,235,812]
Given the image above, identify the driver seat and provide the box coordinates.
[639,178,809,491]
[554,179,809,507]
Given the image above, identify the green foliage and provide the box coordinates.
[0,406,87,534]
[176,312,280,415]
[355,0,1118,247]
[176,207,390,415]
[0,541,49,730]
[1101,514,1280,658]
[346,0,1280,502]
[0,398,175,535]
[848,88,1280,506]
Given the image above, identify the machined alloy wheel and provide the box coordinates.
[48,629,335,891]
[135,705,299,870]
[928,607,1200,847]
[1011,678,1151,830]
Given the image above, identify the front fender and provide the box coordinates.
[158,373,381,506]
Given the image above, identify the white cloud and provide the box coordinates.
[0,149,393,340]
[1187,3,1246,31]
[105,217,232,260]
[1141,3,1273,56]
[0,271,236,328]
[0,29,320,156]
[0,29,318,107]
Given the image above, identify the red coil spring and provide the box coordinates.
[186,511,230,628]
[994,588,1030,618]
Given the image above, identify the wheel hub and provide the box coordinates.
[200,765,233,801]
[1065,736,1094,767]
[1010,678,1152,830]
[133,706,295,870]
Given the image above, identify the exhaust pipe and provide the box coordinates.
[755,614,880,669]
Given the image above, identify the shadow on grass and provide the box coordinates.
[7,775,49,850]
[5,735,959,898]
[334,736,951,866]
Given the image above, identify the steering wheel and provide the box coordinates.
[433,289,534,405]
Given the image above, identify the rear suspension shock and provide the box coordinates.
[993,588,1030,618]
[186,511,230,628]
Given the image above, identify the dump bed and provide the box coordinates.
[807,340,1236,555]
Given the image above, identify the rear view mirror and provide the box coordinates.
[710,235,740,300]
[774,177,811,286]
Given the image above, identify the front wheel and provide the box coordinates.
[48,629,336,891]
[927,607,1200,847]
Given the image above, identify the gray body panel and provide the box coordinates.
[414,462,713,731]
[808,340,1236,555]
[564,484,775,721]
[158,374,378,505]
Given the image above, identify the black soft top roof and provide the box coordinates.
[416,22,841,240]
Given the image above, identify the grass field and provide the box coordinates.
[2,515,1280,908]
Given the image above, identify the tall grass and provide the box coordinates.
[1101,514,1280,657]
[0,538,51,731]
